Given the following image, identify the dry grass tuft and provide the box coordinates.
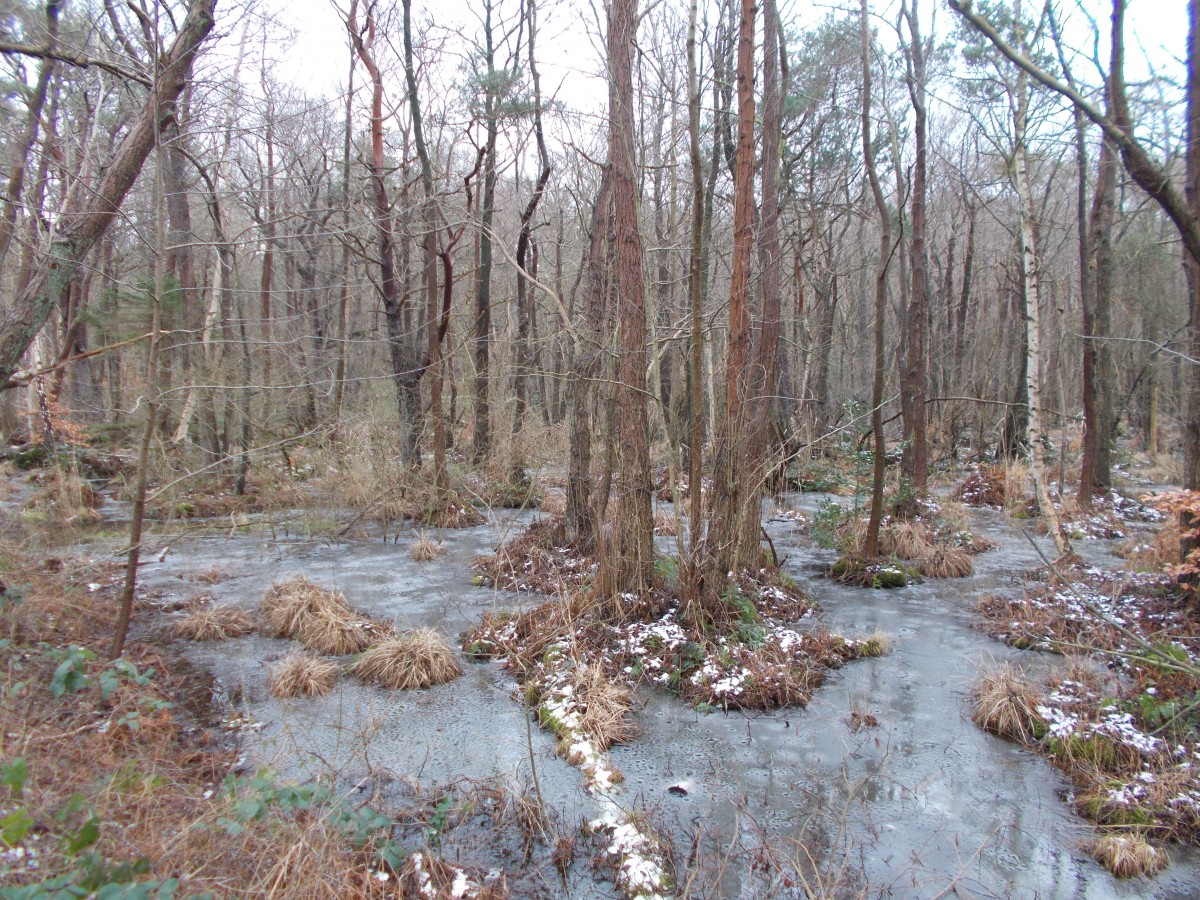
[194,567,227,585]
[540,491,567,516]
[352,628,463,690]
[296,612,389,656]
[172,603,256,641]
[24,466,103,527]
[1118,520,1180,571]
[260,577,352,639]
[918,545,974,579]
[855,629,892,658]
[571,662,638,750]
[409,530,447,562]
[936,500,971,533]
[1087,834,1168,878]
[268,651,340,698]
[653,508,679,537]
[960,532,1000,554]
[880,521,935,560]
[971,662,1044,742]
[1004,462,1035,514]
[416,496,486,529]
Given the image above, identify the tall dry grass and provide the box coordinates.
[352,628,463,690]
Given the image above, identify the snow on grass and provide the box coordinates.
[531,654,672,899]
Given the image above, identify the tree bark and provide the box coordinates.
[862,0,893,560]
[595,0,654,600]
[510,0,551,484]
[705,0,757,588]
[472,0,498,465]
[1012,2,1071,557]
[900,0,929,505]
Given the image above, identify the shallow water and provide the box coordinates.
[133,500,1200,898]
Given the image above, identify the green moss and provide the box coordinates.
[831,557,914,589]
[1008,635,1041,651]
[1044,734,1119,769]
[857,635,890,658]
[462,640,498,661]
[873,566,911,588]
[12,447,48,470]
[537,706,567,737]
[18,509,47,527]
[722,585,758,624]
[1078,793,1155,828]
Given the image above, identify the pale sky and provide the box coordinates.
[256,0,1190,119]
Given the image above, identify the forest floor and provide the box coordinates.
[2,445,1200,898]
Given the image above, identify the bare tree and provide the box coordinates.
[0,0,217,390]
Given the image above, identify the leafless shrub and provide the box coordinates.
[352,628,464,690]
[268,652,340,699]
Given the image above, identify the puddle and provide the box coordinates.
[129,501,1200,897]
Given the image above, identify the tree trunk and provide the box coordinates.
[0,1,57,273]
[862,0,893,560]
[704,0,757,589]
[595,0,654,600]
[900,0,930,506]
[472,0,498,465]
[1013,13,1071,558]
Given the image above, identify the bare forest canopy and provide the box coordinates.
[0,0,1197,576]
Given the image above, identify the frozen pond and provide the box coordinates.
[130,500,1200,898]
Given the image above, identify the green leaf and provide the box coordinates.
[1,873,79,898]
[57,793,87,823]
[215,816,243,837]
[1,757,27,796]
[51,650,91,699]
[0,808,34,847]
[234,797,264,821]
[62,815,101,853]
